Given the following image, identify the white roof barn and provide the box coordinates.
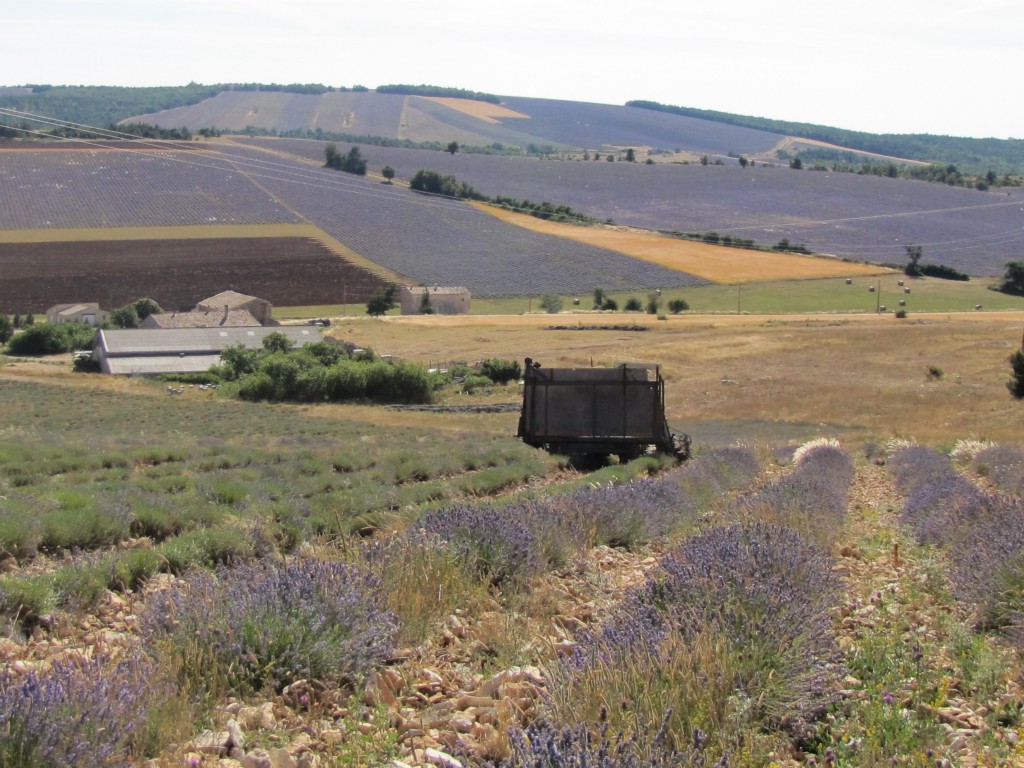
[94,326,319,375]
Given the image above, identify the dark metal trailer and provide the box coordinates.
[516,358,690,466]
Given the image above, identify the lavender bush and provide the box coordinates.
[553,477,696,550]
[972,444,1024,495]
[492,716,725,767]
[142,559,396,695]
[728,442,852,545]
[557,522,843,754]
[407,505,543,587]
[890,446,994,546]
[0,652,164,767]
[948,497,1024,630]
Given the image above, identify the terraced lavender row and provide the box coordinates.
[239,136,1024,276]
[0,149,301,229]
[546,442,853,761]
[401,447,761,590]
[215,145,709,296]
[890,445,1024,637]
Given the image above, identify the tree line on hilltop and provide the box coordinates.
[628,100,1024,177]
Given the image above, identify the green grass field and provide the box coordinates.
[274,275,1024,319]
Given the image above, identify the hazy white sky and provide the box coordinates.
[4,0,1021,138]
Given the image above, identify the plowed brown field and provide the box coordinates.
[0,236,389,313]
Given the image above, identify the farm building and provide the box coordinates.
[94,326,319,376]
[399,286,470,315]
[46,303,110,327]
[140,308,261,329]
[195,290,274,325]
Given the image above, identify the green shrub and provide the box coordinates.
[40,499,130,552]
[0,575,55,631]
[6,321,97,355]
[667,298,690,313]
[0,503,40,559]
[624,297,643,311]
[158,526,255,573]
[479,358,522,384]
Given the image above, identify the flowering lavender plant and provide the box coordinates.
[142,559,396,694]
[0,652,161,767]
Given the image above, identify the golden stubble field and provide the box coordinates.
[323,310,1024,446]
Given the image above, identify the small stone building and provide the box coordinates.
[46,303,110,327]
[398,286,470,315]
[195,291,273,325]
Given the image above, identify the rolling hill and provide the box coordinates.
[2,84,1023,308]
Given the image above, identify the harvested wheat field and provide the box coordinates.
[474,203,891,283]
[424,97,530,124]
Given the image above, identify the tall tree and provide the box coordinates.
[446,141,459,155]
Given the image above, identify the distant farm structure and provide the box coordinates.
[46,303,110,327]
[399,286,470,315]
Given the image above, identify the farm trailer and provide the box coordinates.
[516,358,690,467]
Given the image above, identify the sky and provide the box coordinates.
[4,0,1022,139]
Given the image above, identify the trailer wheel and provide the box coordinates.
[568,452,607,471]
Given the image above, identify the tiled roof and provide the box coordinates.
[144,309,260,329]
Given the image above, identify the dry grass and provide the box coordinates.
[422,98,530,124]
[471,203,891,283]
[6,309,1023,445]
[324,311,1024,445]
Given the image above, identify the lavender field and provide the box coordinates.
[0,149,302,228]
[3,336,1024,768]
[241,137,1024,277]
[0,145,709,296]
[130,91,783,157]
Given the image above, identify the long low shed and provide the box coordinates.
[95,327,320,375]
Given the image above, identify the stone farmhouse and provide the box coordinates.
[46,302,110,327]
[398,286,470,315]
[141,290,273,329]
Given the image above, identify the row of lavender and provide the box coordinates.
[891,444,1024,634]
[0,443,859,766]
[499,441,855,766]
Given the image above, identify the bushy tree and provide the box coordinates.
[539,294,563,313]
[7,322,96,355]
[111,297,163,328]
[667,298,689,314]
[446,141,459,155]
[624,297,643,312]
[646,292,661,314]
[366,283,398,316]
[325,144,367,175]
[381,165,395,184]
[0,315,12,344]
[1009,349,1024,399]
[998,261,1024,296]
[904,244,924,276]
